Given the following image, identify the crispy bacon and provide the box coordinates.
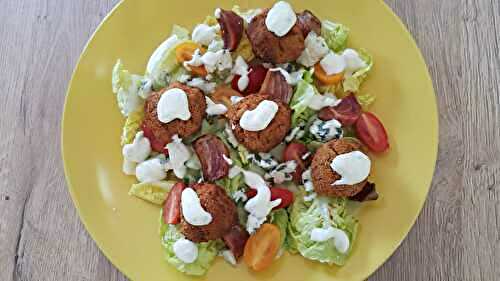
[258,70,293,104]
[217,9,244,51]
[223,224,250,260]
[193,134,230,181]
[297,10,322,37]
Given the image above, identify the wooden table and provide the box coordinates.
[0,0,498,280]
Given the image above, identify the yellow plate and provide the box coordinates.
[62,0,438,280]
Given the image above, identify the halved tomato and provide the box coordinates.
[355,112,389,153]
[283,142,310,184]
[162,182,186,225]
[141,123,168,155]
[246,187,294,209]
[243,223,281,271]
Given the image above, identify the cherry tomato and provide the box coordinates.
[141,123,168,155]
[355,112,389,153]
[283,142,310,184]
[314,63,344,85]
[175,42,207,77]
[162,182,186,225]
[243,223,281,271]
[318,94,362,126]
[231,65,268,95]
[246,187,294,209]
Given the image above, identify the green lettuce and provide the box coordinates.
[288,193,358,266]
[128,181,174,205]
[216,173,244,195]
[146,25,190,90]
[269,209,289,250]
[159,214,223,276]
[112,60,144,116]
[321,20,349,52]
[356,92,376,110]
[342,49,373,93]
[121,108,144,145]
[290,69,317,127]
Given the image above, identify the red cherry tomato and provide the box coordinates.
[231,65,268,95]
[283,142,310,184]
[141,123,168,155]
[163,182,186,224]
[355,112,389,153]
[246,187,294,209]
[318,94,361,126]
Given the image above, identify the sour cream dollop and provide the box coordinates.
[265,1,297,37]
[330,151,371,185]
[122,131,151,163]
[310,227,350,253]
[192,24,218,46]
[165,135,191,179]
[181,188,213,226]
[239,100,278,131]
[157,88,191,123]
[173,238,198,263]
[205,96,228,116]
[135,157,167,183]
[297,32,329,67]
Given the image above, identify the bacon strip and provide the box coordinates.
[258,71,293,104]
[297,10,322,37]
[193,134,230,181]
[217,9,244,51]
[223,224,250,260]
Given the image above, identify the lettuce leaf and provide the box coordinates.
[288,192,358,266]
[216,173,244,195]
[159,213,223,276]
[342,49,373,93]
[321,20,349,52]
[269,209,289,250]
[128,181,174,205]
[121,108,144,146]
[112,60,144,116]
[356,92,376,110]
[290,69,317,127]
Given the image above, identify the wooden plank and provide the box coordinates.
[0,0,497,280]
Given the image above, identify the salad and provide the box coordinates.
[112,1,389,276]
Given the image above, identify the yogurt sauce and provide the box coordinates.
[173,238,198,263]
[122,131,151,163]
[135,157,167,183]
[165,135,191,179]
[310,227,350,253]
[240,100,279,131]
[330,151,371,185]
[265,1,297,37]
[232,56,250,92]
[205,96,228,116]
[157,88,191,123]
[192,24,218,46]
[181,188,213,226]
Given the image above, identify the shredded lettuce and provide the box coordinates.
[321,20,349,52]
[342,49,373,93]
[112,60,144,117]
[289,69,319,127]
[288,193,358,266]
[356,92,376,110]
[121,108,144,146]
[232,33,255,62]
[269,209,289,250]
[146,25,190,90]
[159,214,223,276]
[216,173,244,195]
[128,181,174,205]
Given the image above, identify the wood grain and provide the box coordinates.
[0,0,498,280]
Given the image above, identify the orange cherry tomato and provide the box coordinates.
[175,42,208,77]
[314,63,344,85]
[211,86,242,108]
[243,223,281,271]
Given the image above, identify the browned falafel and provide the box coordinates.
[311,139,368,197]
[226,94,291,153]
[179,183,238,243]
[246,11,305,64]
[141,82,206,146]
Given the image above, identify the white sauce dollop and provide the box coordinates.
[205,96,228,116]
[310,227,350,254]
[320,52,346,75]
[173,238,198,263]
[187,78,216,94]
[136,158,167,183]
[232,56,250,92]
[221,250,237,266]
[181,188,213,226]
[240,100,278,131]
[157,88,191,123]
[201,49,232,73]
[183,49,203,70]
[330,151,371,185]
[297,32,329,67]
[165,135,191,179]
[192,24,218,46]
[265,1,297,37]
[307,93,340,110]
[122,131,151,163]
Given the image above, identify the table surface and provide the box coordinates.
[1,0,499,280]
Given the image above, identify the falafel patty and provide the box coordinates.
[246,11,305,64]
[311,139,368,197]
[179,183,238,242]
[226,94,291,153]
[142,82,206,145]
